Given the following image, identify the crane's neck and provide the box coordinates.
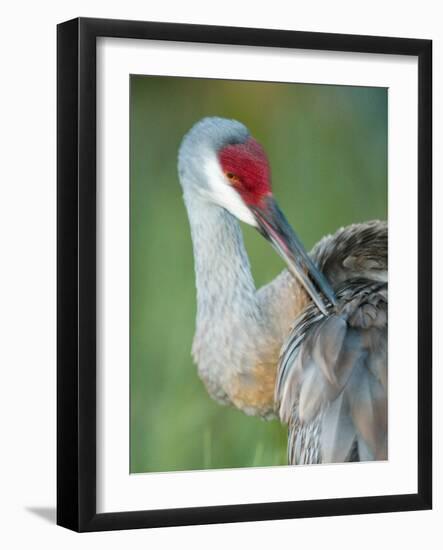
[184,191,260,325]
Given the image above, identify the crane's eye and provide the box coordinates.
[226,172,240,185]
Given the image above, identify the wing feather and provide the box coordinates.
[321,393,357,463]
[276,279,387,464]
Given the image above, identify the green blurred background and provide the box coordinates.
[130,76,387,473]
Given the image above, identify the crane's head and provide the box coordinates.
[178,117,336,314]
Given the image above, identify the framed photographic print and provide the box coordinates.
[57,17,432,531]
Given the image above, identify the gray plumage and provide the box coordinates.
[178,117,388,465]
[277,276,387,464]
[271,222,388,464]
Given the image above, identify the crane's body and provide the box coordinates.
[178,117,387,464]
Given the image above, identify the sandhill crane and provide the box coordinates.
[178,117,387,464]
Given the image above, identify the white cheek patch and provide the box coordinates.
[204,156,258,227]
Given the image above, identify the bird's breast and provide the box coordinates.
[193,328,281,419]
[227,361,278,419]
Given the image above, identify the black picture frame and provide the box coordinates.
[57,17,432,532]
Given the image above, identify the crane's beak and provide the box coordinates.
[250,196,337,316]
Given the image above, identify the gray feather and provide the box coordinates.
[321,393,357,463]
[299,363,326,423]
[277,278,388,465]
[346,361,387,459]
[311,315,347,386]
